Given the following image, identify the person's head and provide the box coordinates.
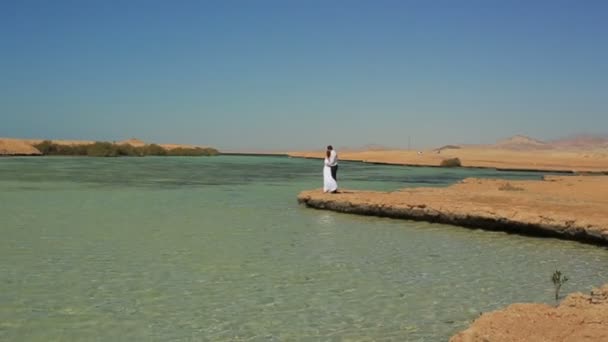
[327,145,333,151]
[326,150,331,158]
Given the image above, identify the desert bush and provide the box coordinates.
[439,157,461,167]
[166,147,219,156]
[140,144,166,156]
[33,140,56,154]
[499,183,524,191]
[32,140,218,157]
[86,142,118,157]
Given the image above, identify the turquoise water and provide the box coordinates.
[1,156,606,341]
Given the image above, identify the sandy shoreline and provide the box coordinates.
[450,284,608,342]
[298,175,608,245]
[289,147,608,173]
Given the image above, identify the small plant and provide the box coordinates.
[439,157,461,167]
[499,182,524,191]
[551,270,569,302]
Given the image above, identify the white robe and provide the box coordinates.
[323,158,338,193]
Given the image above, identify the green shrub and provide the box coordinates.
[32,140,217,157]
[33,140,56,154]
[499,183,524,191]
[439,157,461,167]
[141,144,166,156]
[86,142,118,157]
[166,147,219,156]
[551,270,569,302]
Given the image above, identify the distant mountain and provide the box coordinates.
[495,135,551,150]
[550,134,608,149]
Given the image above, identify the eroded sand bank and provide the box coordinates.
[298,175,608,244]
[450,284,608,342]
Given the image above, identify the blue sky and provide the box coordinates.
[1,0,606,150]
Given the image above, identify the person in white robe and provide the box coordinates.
[323,150,338,193]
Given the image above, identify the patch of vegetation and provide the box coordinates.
[32,140,218,157]
[498,182,524,191]
[439,157,461,167]
[551,270,569,302]
[167,147,219,156]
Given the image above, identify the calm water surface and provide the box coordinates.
[1,156,606,341]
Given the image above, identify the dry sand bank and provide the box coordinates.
[0,138,42,155]
[450,284,608,342]
[298,175,608,244]
[289,147,608,173]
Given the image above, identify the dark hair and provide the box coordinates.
[326,150,331,158]
[327,145,333,150]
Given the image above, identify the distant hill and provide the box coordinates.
[550,134,608,149]
[495,135,551,150]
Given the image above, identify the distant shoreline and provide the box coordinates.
[0,137,218,157]
[288,146,608,174]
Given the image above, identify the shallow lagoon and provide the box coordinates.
[1,156,606,341]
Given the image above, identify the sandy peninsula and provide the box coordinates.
[298,175,608,244]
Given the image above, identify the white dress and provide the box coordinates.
[323,158,338,193]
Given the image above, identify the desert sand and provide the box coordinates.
[0,138,42,155]
[0,137,208,155]
[290,147,608,173]
[450,284,608,342]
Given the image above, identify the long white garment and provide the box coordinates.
[323,158,338,193]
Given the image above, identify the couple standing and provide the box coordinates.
[323,145,339,193]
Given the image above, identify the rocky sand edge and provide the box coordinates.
[297,176,608,245]
[450,284,608,342]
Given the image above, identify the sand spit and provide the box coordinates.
[450,284,608,342]
[289,147,608,173]
[297,175,608,245]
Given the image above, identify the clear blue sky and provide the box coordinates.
[1,0,606,150]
